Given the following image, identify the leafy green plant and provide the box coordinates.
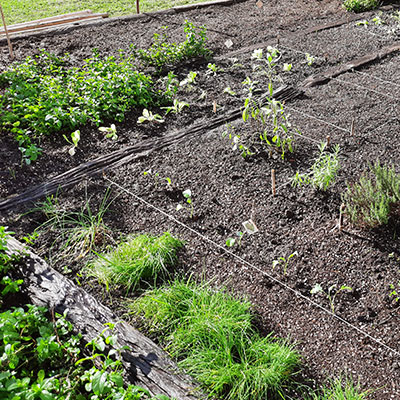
[161,99,189,115]
[85,232,184,292]
[305,53,316,66]
[0,50,167,162]
[222,123,254,159]
[129,279,300,400]
[223,86,237,96]
[272,251,298,275]
[342,161,400,228]
[343,0,379,12]
[176,189,194,218]
[310,283,352,314]
[63,129,81,156]
[132,20,210,72]
[143,169,172,189]
[226,231,245,248]
[99,124,118,140]
[206,62,223,76]
[179,71,198,91]
[292,142,340,191]
[389,281,400,303]
[137,108,165,124]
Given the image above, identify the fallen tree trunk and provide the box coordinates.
[7,237,203,400]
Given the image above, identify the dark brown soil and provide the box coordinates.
[1,1,400,398]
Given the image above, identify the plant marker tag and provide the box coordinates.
[213,100,217,113]
[242,219,259,235]
[225,39,233,49]
[256,0,263,8]
[271,169,276,196]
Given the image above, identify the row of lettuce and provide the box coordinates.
[1,224,372,399]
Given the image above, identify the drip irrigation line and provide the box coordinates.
[353,69,400,89]
[286,105,352,134]
[331,76,400,102]
[104,176,400,359]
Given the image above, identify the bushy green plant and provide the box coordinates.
[85,232,184,292]
[132,20,210,72]
[292,142,340,191]
[0,50,168,163]
[343,0,379,12]
[342,161,400,228]
[0,305,171,400]
[130,279,300,400]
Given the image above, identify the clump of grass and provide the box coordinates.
[129,279,300,400]
[307,376,372,399]
[29,189,113,261]
[85,232,184,291]
[342,161,400,228]
[343,0,380,12]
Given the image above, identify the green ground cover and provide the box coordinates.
[1,0,206,25]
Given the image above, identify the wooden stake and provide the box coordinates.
[213,100,217,113]
[0,4,14,60]
[136,0,140,14]
[326,135,331,146]
[350,118,355,137]
[271,169,276,196]
[339,203,345,231]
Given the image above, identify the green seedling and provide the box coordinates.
[180,71,198,90]
[143,169,172,189]
[63,129,81,156]
[161,99,189,115]
[226,219,258,248]
[137,109,164,124]
[355,20,369,26]
[305,53,316,66]
[226,231,245,248]
[206,63,223,76]
[310,283,352,314]
[223,86,237,96]
[292,142,340,191]
[176,189,194,218]
[272,251,298,275]
[343,0,379,12]
[222,123,253,159]
[283,63,293,72]
[389,281,400,302]
[99,124,118,140]
[19,143,42,165]
[372,14,384,25]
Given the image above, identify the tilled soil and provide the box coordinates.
[1,1,400,398]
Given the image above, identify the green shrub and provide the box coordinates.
[0,50,168,163]
[130,279,300,400]
[342,161,400,228]
[343,0,379,12]
[132,20,210,71]
[85,232,184,291]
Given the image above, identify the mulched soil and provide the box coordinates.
[1,0,400,398]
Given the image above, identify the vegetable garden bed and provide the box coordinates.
[1,0,400,398]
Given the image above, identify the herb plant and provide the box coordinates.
[292,142,340,191]
[161,99,189,115]
[272,251,298,275]
[176,189,194,218]
[137,108,165,124]
[342,161,400,228]
[99,124,118,140]
[310,283,352,314]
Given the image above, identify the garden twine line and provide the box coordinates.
[104,176,400,358]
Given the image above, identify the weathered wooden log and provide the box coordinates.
[0,85,301,212]
[7,237,203,400]
[301,42,400,88]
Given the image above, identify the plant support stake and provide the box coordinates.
[271,169,276,196]
[136,0,140,14]
[0,3,14,60]
[326,135,331,146]
[339,203,345,231]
